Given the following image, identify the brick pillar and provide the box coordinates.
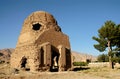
[44,43,51,71]
[57,45,66,71]
[65,48,72,70]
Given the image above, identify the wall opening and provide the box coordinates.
[50,48,59,72]
[20,56,27,68]
[40,47,44,66]
[66,49,71,70]
[32,23,41,30]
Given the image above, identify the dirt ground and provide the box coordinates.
[0,64,120,79]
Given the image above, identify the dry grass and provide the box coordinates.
[78,67,120,79]
[0,63,120,79]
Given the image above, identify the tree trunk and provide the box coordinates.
[108,55,114,69]
[107,41,114,69]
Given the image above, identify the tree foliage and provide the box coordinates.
[93,21,120,52]
[92,20,120,69]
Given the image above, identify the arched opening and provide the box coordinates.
[20,56,27,68]
[32,23,41,30]
[50,48,60,72]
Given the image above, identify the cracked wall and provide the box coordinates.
[11,11,72,72]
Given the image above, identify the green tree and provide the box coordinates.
[92,20,120,69]
[97,54,109,62]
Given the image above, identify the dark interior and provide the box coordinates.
[32,23,41,30]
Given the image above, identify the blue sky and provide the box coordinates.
[0,0,120,56]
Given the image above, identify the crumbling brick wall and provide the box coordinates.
[11,11,72,72]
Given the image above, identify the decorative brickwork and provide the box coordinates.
[11,11,72,72]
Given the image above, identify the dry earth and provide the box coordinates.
[0,63,120,79]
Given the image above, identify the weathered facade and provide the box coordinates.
[11,11,72,72]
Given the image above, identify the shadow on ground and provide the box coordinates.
[72,67,90,71]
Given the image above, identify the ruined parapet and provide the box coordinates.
[11,11,72,72]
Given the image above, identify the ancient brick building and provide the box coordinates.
[11,11,72,72]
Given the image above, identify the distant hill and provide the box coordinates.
[0,48,97,63]
[72,51,97,62]
[0,48,14,63]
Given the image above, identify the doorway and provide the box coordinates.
[20,56,27,68]
[40,47,44,66]
[50,48,60,72]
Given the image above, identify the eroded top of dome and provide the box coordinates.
[24,11,57,26]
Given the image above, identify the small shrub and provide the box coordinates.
[73,62,88,66]
[97,54,109,62]
[112,57,120,63]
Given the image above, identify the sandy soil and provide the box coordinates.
[0,64,120,79]
[0,71,107,79]
[1,69,120,79]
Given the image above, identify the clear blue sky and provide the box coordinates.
[0,0,120,56]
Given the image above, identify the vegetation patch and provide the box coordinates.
[73,62,88,66]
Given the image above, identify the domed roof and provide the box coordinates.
[22,11,61,33]
[25,11,57,25]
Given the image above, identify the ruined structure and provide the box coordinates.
[11,11,72,72]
